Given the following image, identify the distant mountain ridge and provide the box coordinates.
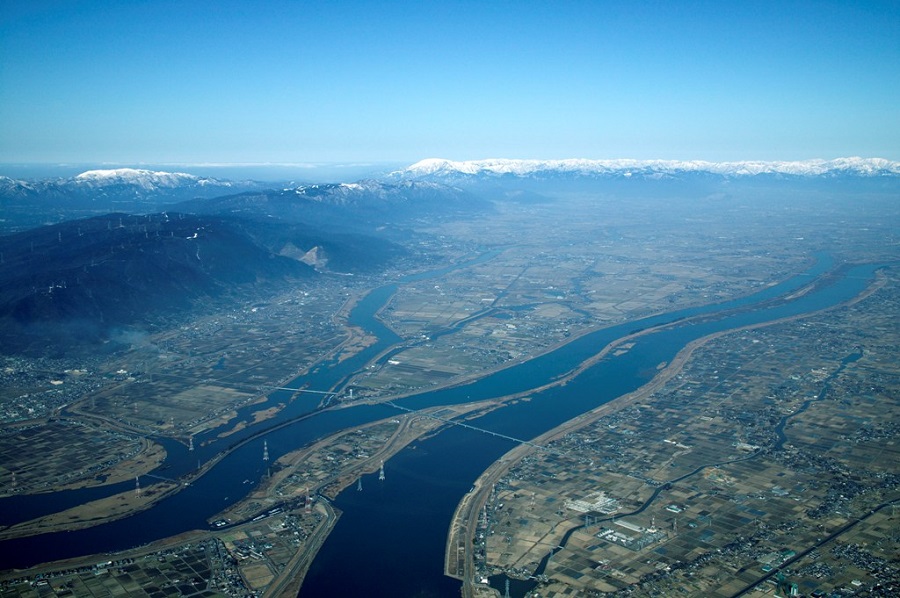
[177,179,489,231]
[0,169,272,232]
[72,168,224,189]
[394,157,900,180]
[1,167,263,197]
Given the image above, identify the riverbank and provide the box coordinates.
[449,266,889,596]
[1,256,887,591]
[0,401,490,595]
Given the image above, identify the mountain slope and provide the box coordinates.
[0,213,402,356]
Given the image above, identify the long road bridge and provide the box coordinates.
[384,401,561,455]
[272,387,338,396]
[140,473,189,486]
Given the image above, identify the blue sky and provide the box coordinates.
[1,0,898,166]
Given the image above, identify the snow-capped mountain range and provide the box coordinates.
[0,168,273,232]
[3,158,897,232]
[395,157,900,179]
[72,168,223,190]
[0,167,265,198]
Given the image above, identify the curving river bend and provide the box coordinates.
[0,254,887,598]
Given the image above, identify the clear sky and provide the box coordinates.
[1,0,898,166]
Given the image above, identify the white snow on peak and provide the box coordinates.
[398,157,900,178]
[74,168,202,189]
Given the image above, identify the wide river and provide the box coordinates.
[0,254,886,598]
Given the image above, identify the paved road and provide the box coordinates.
[728,497,900,598]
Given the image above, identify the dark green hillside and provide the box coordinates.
[0,213,403,356]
